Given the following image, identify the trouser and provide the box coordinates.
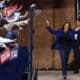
[59,48,71,76]
[73,46,80,72]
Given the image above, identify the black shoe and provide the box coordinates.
[63,76,67,80]
[74,70,79,74]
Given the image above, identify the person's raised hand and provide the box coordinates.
[45,19,50,26]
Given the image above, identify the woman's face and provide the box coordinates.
[76,20,80,27]
[64,23,70,30]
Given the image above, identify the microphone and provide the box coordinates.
[29,3,42,16]
[35,9,41,16]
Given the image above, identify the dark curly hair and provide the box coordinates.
[62,22,71,31]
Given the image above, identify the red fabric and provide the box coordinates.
[0,48,11,64]
[5,5,17,17]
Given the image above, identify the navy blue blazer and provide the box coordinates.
[47,26,76,49]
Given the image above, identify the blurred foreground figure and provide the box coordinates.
[0,29,29,80]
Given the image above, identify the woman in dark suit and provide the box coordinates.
[45,20,75,80]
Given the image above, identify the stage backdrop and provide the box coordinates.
[18,0,76,69]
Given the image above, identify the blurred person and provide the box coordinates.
[45,20,75,80]
[6,24,20,40]
[0,8,8,27]
[4,3,23,18]
[3,18,30,31]
[73,19,80,73]
[0,36,29,80]
[5,10,28,23]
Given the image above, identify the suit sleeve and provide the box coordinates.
[47,26,57,34]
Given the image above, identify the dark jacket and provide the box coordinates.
[47,26,76,49]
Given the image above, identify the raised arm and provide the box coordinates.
[45,19,57,34]
[16,5,23,11]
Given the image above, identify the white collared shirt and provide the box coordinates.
[75,27,80,40]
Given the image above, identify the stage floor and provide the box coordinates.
[38,71,80,80]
